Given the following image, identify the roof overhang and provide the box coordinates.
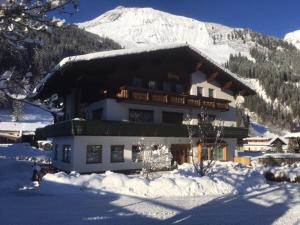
[31,44,256,99]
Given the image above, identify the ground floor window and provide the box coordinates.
[86,145,102,164]
[111,145,124,163]
[213,147,224,161]
[53,144,58,160]
[62,145,71,163]
[201,146,208,160]
[198,144,226,161]
[132,145,142,162]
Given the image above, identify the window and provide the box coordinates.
[198,114,216,123]
[132,145,142,162]
[86,145,102,164]
[148,80,157,89]
[132,78,142,87]
[201,146,208,160]
[53,144,58,161]
[213,147,224,161]
[175,84,184,94]
[208,88,214,98]
[62,145,71,163]
[111,145,124,163]
[162,112,183,124]
[129,109,154,123]
[92,108,103,120]
[162,82,172,92]
[197,87,203,97]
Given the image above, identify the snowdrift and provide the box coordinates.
[0,143,51,163]
[43,162,266,197]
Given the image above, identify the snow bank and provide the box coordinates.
[264,163,300,182]
[252,154,300,182]
[0,143,51,163]
[43,162,266,197]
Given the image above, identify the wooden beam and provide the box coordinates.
[207,72,219,82]
[222,81,234,91]
[196,62,203,71]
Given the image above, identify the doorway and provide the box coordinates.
[171,144,190,165]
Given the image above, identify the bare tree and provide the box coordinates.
[185,108,225,176]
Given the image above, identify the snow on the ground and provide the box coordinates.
[42,162,266,198]
[0,158,35,192]
[254,153,300,159]
[0,158,300,225]
[0,103,53,133]
[0,143,51,163]
[252,153,300,182]
[0,149,300,225]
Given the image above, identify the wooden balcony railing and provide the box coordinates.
[116,86,230,111]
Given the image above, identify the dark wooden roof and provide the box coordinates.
[33,44,256,99]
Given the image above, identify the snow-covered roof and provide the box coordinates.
[285,132,300,139]
[243,137,271,141]
[243,136,288,145]
[268,137,288,145]
[32,44,256,98]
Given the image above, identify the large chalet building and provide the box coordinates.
[35,44,255,173]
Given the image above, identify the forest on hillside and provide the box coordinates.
[225,29,300,131]
[0,25,121,117]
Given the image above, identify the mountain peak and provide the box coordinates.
[284,30,300,50]
[78,7,257,64]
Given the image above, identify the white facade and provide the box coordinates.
[53,64,242,173]
[52,136,237,173]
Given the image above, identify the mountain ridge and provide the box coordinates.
[77,6,300,132]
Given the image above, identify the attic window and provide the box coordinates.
[197,87,203,97]
[175,84,184,94]
[208,88,214,98]
[163,82,172,92]
[132,78,142,87]
[148,80,157,89]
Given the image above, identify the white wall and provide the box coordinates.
[190,71,237,127]
[52,137,75,172]
[85,98,237,127]
[52,136,236,173]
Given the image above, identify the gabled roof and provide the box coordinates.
[32,44,256,98]
[268,137,288,145]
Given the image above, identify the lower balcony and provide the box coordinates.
[116,86,230,111]
[36,120,248,140]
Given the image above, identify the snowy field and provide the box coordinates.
[0,144,300,225]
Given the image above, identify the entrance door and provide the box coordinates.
[171,144,189,165]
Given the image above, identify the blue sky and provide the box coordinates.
[55,0,300,38]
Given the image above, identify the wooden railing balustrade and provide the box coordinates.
[117,86,230,111]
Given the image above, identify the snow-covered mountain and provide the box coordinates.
[284,30,300,50]
[78,6,256,64]
[77,6,300,134]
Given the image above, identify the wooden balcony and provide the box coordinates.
[116,86,230,111]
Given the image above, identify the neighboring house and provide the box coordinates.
[242,136,288,152]
[34,44,255,173]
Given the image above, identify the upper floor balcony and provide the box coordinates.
[116,86,230,111]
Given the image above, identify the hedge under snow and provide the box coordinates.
[42,162,266,197]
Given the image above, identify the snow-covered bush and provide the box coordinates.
[140,144,172,178]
